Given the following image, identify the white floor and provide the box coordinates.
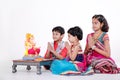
[0,60,120,80]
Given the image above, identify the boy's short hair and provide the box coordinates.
[52,26,65,35]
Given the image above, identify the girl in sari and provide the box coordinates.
[84,14,119,74]
[50,26,86,75]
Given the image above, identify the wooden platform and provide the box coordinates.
[12,59,53,74]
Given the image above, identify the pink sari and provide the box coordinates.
[86,32,119,74]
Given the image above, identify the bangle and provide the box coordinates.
[92,45,96,50]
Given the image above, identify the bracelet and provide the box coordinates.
[92,45,96,50]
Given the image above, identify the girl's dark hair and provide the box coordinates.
[67,26,83,40]
[52,26,65,35]
[92,14,109,32]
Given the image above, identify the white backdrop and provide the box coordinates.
[0,0,120,67]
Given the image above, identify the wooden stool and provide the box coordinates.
[12,59,53,74]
